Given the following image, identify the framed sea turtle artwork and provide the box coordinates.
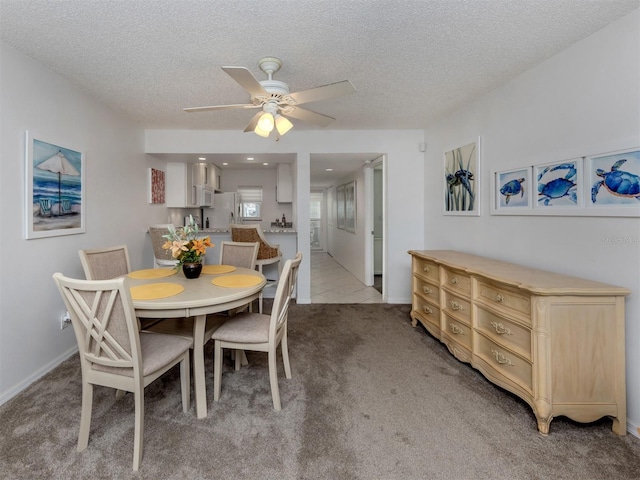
[25,131,86,239]
[585,147,640,217]
[443,136,480,216]
[533,158,583,211]
[493,167,532,213]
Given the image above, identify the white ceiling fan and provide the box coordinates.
[183,57,356,138]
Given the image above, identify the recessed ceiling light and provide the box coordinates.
[247,157,254,161]
[198,157,206,161]
[263,162,269,166]
[222,162,228,166]
[325,168,334,172]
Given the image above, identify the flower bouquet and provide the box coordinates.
[162,215,213,277]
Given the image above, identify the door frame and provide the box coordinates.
[363,156,384,294]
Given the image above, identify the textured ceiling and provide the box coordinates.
[1,1,637,184]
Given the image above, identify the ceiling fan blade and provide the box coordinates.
[243,111,263,132]
[183,104,259,113]
[222,66,268,98]
[283,106,335,127]
[285,80,356,105]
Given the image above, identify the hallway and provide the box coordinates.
[310,252,382,303]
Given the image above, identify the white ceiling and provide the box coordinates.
[1,0,637,185]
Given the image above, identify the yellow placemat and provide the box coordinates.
[130,283,184,300]
[211,274,263,288]
[128,268,177,279]
[201,265,237,275]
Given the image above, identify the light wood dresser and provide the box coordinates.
[408,250,629,435]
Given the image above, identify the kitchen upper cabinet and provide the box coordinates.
[166,163,221,207]
[192,163,220,190]
[166,163,198,208]
[276,163,293,203]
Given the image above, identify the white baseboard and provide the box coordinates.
[0,346,78,406]
[627,419,640,439]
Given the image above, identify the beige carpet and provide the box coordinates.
[1,303,639,479]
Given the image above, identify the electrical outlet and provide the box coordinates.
[60,311,71,330]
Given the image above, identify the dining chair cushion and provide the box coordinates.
[91,332,192,377]
[211,313,270,344]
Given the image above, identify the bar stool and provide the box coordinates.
[230,223,282,313]
[148,224,179,268]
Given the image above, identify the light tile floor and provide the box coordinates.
[311,252,383,303]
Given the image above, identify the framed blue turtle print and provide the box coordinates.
[534,158,583,211]
[585,147,640,217]
[443,136,480,216]
[493,167,532,213]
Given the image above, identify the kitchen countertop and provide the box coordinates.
[200,228,297,234]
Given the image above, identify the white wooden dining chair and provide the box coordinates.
[212,252,302,411]
[143,241,260,367]
[230,224,282,314]
[79,244,131,280]
[79,244,161,331]
[52,273,192,471]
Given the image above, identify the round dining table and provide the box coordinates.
[127,265,266,418]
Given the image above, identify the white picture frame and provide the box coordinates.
[492,166,532,214]
[25,131,86,239]
[443,136,480,216]
[585,146,640,217]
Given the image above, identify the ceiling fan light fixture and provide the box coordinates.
[275,114,293,136]
[254,123,271,137]
[257,112,274,132]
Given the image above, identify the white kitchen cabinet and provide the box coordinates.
[166,163,221,207]
[192,163,220,190]
[166,163,198,208]
[276,163,293,203]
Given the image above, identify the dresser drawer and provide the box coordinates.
[442,268,471,296]
[442,290,471,324]
[476,280,530,318]
[413,277,440,306]
[475,334,532,392]
[476,307,531,360]
[442,313,471,350]
[412,294,440,329]
[413,258,439,283]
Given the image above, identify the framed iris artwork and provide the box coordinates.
[25,132,85,239]
[585,147,640,217]
[444,137,480,216]
[493,167,532,213]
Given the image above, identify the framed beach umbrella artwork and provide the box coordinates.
[25,132,85,239]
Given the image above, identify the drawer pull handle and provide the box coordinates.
[491,349,514,366]
[423,305,433,315]
[450,277,459,285]
[450,324,463,335]
[490,321,512,335]
[423,286,433,295]
[495,294,505,303]
[449,300,464,311]
[423,266,430,273]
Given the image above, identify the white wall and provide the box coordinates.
[326,167,369,284]
[0,43,169,403]
[423,10,640,434]
[216,167,293,229]
[145,129,426,304]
